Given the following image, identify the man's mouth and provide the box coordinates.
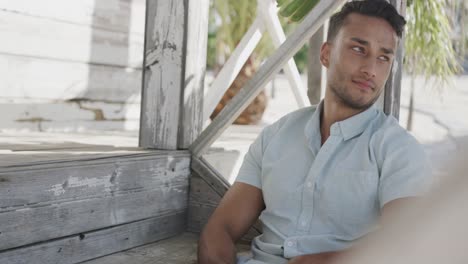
[352,80,375,91]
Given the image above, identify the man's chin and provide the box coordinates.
[341,97,375,110]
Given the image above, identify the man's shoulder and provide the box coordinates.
[261,105,317,137]
[370,111,425,156]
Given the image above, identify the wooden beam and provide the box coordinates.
[0,213,186,264]
[189,0,347,156]
[190,156,230,197]
[258,0,310,108]
[140,0,209,150]
[203,17,266,121]
[383,0,406,119]
[178,0,210,148]
[307,26,325,105]
[139,0,186,149]
[0,152,190,250]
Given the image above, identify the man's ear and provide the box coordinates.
[320,42,331,68]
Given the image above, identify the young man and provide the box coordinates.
[198,1,431,263]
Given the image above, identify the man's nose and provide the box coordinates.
[360,58,377,79]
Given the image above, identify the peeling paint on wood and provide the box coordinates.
[0,152,190,251]
[178,0,209,149]
[139,0,186,149]
[0,213,186,264]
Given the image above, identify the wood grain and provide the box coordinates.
[0,151,190,251]
[0,0,145,34]
[0,212,186,264]
[0,10,144,68]
[178,0,209,149]
[139,0,186,149]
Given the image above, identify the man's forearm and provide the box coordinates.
[198,226,237,264]
[288,250,345,264]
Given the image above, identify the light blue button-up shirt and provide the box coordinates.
[236,103,431,264]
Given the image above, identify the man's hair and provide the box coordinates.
[327,0,406,42]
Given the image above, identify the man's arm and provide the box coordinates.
[287,197,415,264]
[198,182,265,264]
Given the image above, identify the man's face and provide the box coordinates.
[321,13,399,110]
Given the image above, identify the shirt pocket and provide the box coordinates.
[318,168,379,240]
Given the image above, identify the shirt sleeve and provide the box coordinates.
[376,128,433,209]
[235,129,264,189]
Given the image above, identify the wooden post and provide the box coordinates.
[380,0,406,119]
[307,26,325,105]
[179,0,210,148]
[139,0,208,149]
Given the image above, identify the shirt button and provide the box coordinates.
[287,241,293,247]
[306,182,312,188]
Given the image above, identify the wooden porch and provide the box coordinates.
[0,0,408,263]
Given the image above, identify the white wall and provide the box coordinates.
[0,0,146,132]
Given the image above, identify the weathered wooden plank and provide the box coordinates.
[0,0,145,34]
[189,173,222,207]
[82,232,199,264]
[139,0,186,149]
[189,0,347,156]
[178,0,209,149]
[0,101,139,123]
[0,10,143,67]
[0,212,186,264]
[83,232,251,264]
[0,153,190,207]
[0,185,188,251]
[0,54,142,102]
[191,156,229,197]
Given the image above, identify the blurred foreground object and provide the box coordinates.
[336,139,468,264]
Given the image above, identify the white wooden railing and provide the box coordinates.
[191,0,348,156]
[203,0,311,122]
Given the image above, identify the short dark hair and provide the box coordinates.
[327,0,406,42]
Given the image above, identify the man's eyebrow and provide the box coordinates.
[350,37,394,55]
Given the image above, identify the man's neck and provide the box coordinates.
[320,95,366,145]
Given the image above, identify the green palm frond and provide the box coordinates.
[276,0,319,22]
[405,0,461,89]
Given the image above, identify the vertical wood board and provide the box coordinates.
[178,0,209,149]
[139,0,186,149]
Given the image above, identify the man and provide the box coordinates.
[198,1,431,263]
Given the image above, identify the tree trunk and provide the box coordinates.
[210,55,268,125]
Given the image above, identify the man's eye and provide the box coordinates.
[352,46,364,53]
[378,55,390,61]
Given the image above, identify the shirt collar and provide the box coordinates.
[305,100,378,145]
